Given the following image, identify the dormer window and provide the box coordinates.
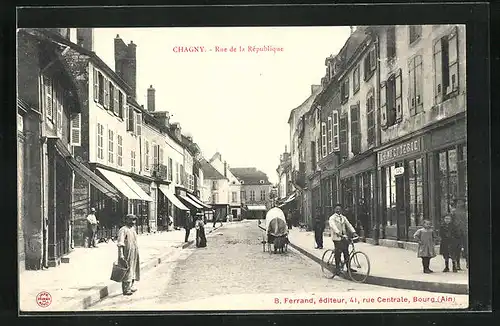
[260,180,264,184]
[240,180,245,184]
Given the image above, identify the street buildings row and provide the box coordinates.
[277,25,467,245]
[17,28,272,271]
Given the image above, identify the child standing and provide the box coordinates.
[439,214,461,273]
[414,219,437,273]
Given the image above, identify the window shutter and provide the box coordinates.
[327,116,333,153]
[395,68,403,121]
[448,28,459,92]
[332,111,340,151]
[380,81,387,128]
[415,56,423,110]
[104,79,109,109]
[119,92,124,118]
[345,78,350,100]
[43,76,53,120]
[159,147,164,165]
[52,82,57,121]
[321,122,327,158]
[56,86,63,135]
[137,112,142,136]
[70,113,81,146]
[114,87,119,115]
[433,39,443,103]
[93,68,98,101]
[153,143,159,167]
[127,106,134,131]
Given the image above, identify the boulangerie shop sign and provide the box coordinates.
[378,137,422,165]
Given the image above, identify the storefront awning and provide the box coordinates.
[96,168,143,201]
[158,185,189,211]
[120,175,153,202]
[64,157,120,202]
[247,205,267,211]
[186,193,212,210]
[179,195,203,209]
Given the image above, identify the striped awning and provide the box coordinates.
[186,193,211,210]
[158,185,189,211]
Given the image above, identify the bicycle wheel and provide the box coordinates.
[348,251,371,283]
[321,249,337,278]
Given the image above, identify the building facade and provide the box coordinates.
[200,158,229,222]
[285,24,467,245]
[231,168,272,220]
[210,153,242,219]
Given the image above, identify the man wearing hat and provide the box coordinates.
[117,214,141,295]
[86,207,99,248]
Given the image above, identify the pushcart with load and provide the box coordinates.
[258,207,289,254]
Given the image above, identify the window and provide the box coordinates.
[316,107,321,125]
[127,107,135,132]
[364,48,376,80]
[409,55,424,115]
[366,92,375,146]
[70,113,82,146]
[260,190,266,201]
[321,122,327,158]
[117,135,123,167]
[213,192,219,203]
[232,192,237,203]
[339,114,349,160]
[168,158,173,181]
[144,140,149,170]
[350,104,361,155]
[108,129,114,164]
[381,69,402,128]
[434,28,459,103]
[316,137,321,166]
[97,123,104,160]
[353,66,360,93]
[241,190,246,201]
[180,164,184,185]
[153,143,159,169]
[250,190,256,201]
[332,111,339,151]
[409,25,422,44]
[98,72,104,105]
[327,116,333,153]
[212,180,217,190]
[341,78,349,103]
[408,158,424,227]
[387,26,396,59]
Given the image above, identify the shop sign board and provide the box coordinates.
[378,137,422,166]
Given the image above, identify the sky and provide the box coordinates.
[93,27,351,184]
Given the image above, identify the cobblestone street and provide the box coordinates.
[90,221,468,311]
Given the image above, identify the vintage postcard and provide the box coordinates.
[17,24,469,313]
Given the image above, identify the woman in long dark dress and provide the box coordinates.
[195,213,207,248]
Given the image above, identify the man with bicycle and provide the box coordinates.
[329,204,358,275]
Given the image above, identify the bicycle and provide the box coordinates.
[321,236,371,283]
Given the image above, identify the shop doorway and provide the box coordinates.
[55,158,71,258]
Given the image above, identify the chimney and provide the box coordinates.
[224,161,227,177]
[76,28,93,50]
[147,85,155,112]
[285,145,287,153]
[114,35,137,98]
[350,26,356,34]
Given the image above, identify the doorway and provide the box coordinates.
[395,162,408,241]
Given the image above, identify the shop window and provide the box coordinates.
[408,158,424,227]
[438,147,462,217]
[409,55,424,115]
[434,27,459,103]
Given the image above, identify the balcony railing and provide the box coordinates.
[152,164,168,180]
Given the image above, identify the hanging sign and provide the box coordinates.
[394,167,405,176]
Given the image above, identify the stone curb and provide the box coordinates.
[288,242,468,295]
[62,225,224,310]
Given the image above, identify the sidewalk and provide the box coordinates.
[20,225,221,312]
[288,229,468,295]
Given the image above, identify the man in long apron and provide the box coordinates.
[117,214,141,296]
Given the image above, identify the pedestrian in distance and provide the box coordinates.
[117,214,141,296]
[86,207,99,248]
[414,219,437,274]
[184,211,193,243]
[313,207,324,249]
[439,214,461,273]
[450,199,468,270]
[328,204,358,274]
[195,213,207,248]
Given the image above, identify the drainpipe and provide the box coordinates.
[374,30,382,243]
